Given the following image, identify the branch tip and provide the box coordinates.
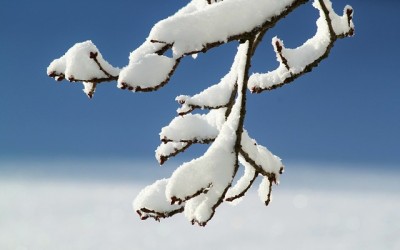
[48,71,57,78]
[89,51,98,59]
[119,82,128,90]
[275,40,283,53]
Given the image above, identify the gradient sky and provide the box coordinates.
[1,0,399,168]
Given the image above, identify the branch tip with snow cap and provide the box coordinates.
[47,40,120,98]
[133,179,184,222]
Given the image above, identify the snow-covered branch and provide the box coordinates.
[48,0,308,98]
[225,155,258,202]
[47,41,120,98]
[249,0,355,93]
[159,109,225,144]
[48,0,354,226]
[155,141,191,165]
[134,179,184,221]
[137,39,285,226]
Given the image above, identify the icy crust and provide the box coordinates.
[133,179,184,220]
[47,40,120,81]
[160,109,225,143]
[149,0,297,57]
[248,0,354,91]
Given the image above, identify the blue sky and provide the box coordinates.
[1,0,399,168]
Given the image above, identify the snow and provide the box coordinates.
[258,177,272,203]
[82,82,96,98]
[225,155,257,202]
[155,141,188,164]
[48,0,354,96]
[1,161,399,250]
[149,0,297,57]
[45,0,356,227]
[175,75,234,114]
[47,41,120,97]
[139,39,286,225]
[118,53,176,91]
[159,42,250,224]
[175,38,248,114]
[159,109,225,142]
[116,41,178,90]
[241,130,283,178]
[47,40,120,81]
[133,178,183,219]
[248,0,354,91]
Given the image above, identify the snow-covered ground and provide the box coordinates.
[1,161,399,250]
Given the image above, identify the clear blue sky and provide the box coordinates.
[1,0,399,167]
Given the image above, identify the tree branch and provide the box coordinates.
[249,0,354,93]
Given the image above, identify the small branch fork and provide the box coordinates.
[48,51,118,98]
[48,52,118,84]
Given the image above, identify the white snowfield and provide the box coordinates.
[1,162,399,250]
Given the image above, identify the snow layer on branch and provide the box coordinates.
[164,117,238,202]
[160,109,225,142]
[225,155,257,203]
[315,0,355,35]
[165,42,249,224]
[149,0,297,57]
[175,40,248,114]
[118,54,175,90]
[242,130,282,180]
[47,41,119,81]
[82,82,96,98]
[183,189,226,223]
[173,0,209,16]
[117,41,177,90]
[258,177,272,204]
[248,0,354,91]
[176,73,235,114]
[155,141,188,165]
[133,179,183,220]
